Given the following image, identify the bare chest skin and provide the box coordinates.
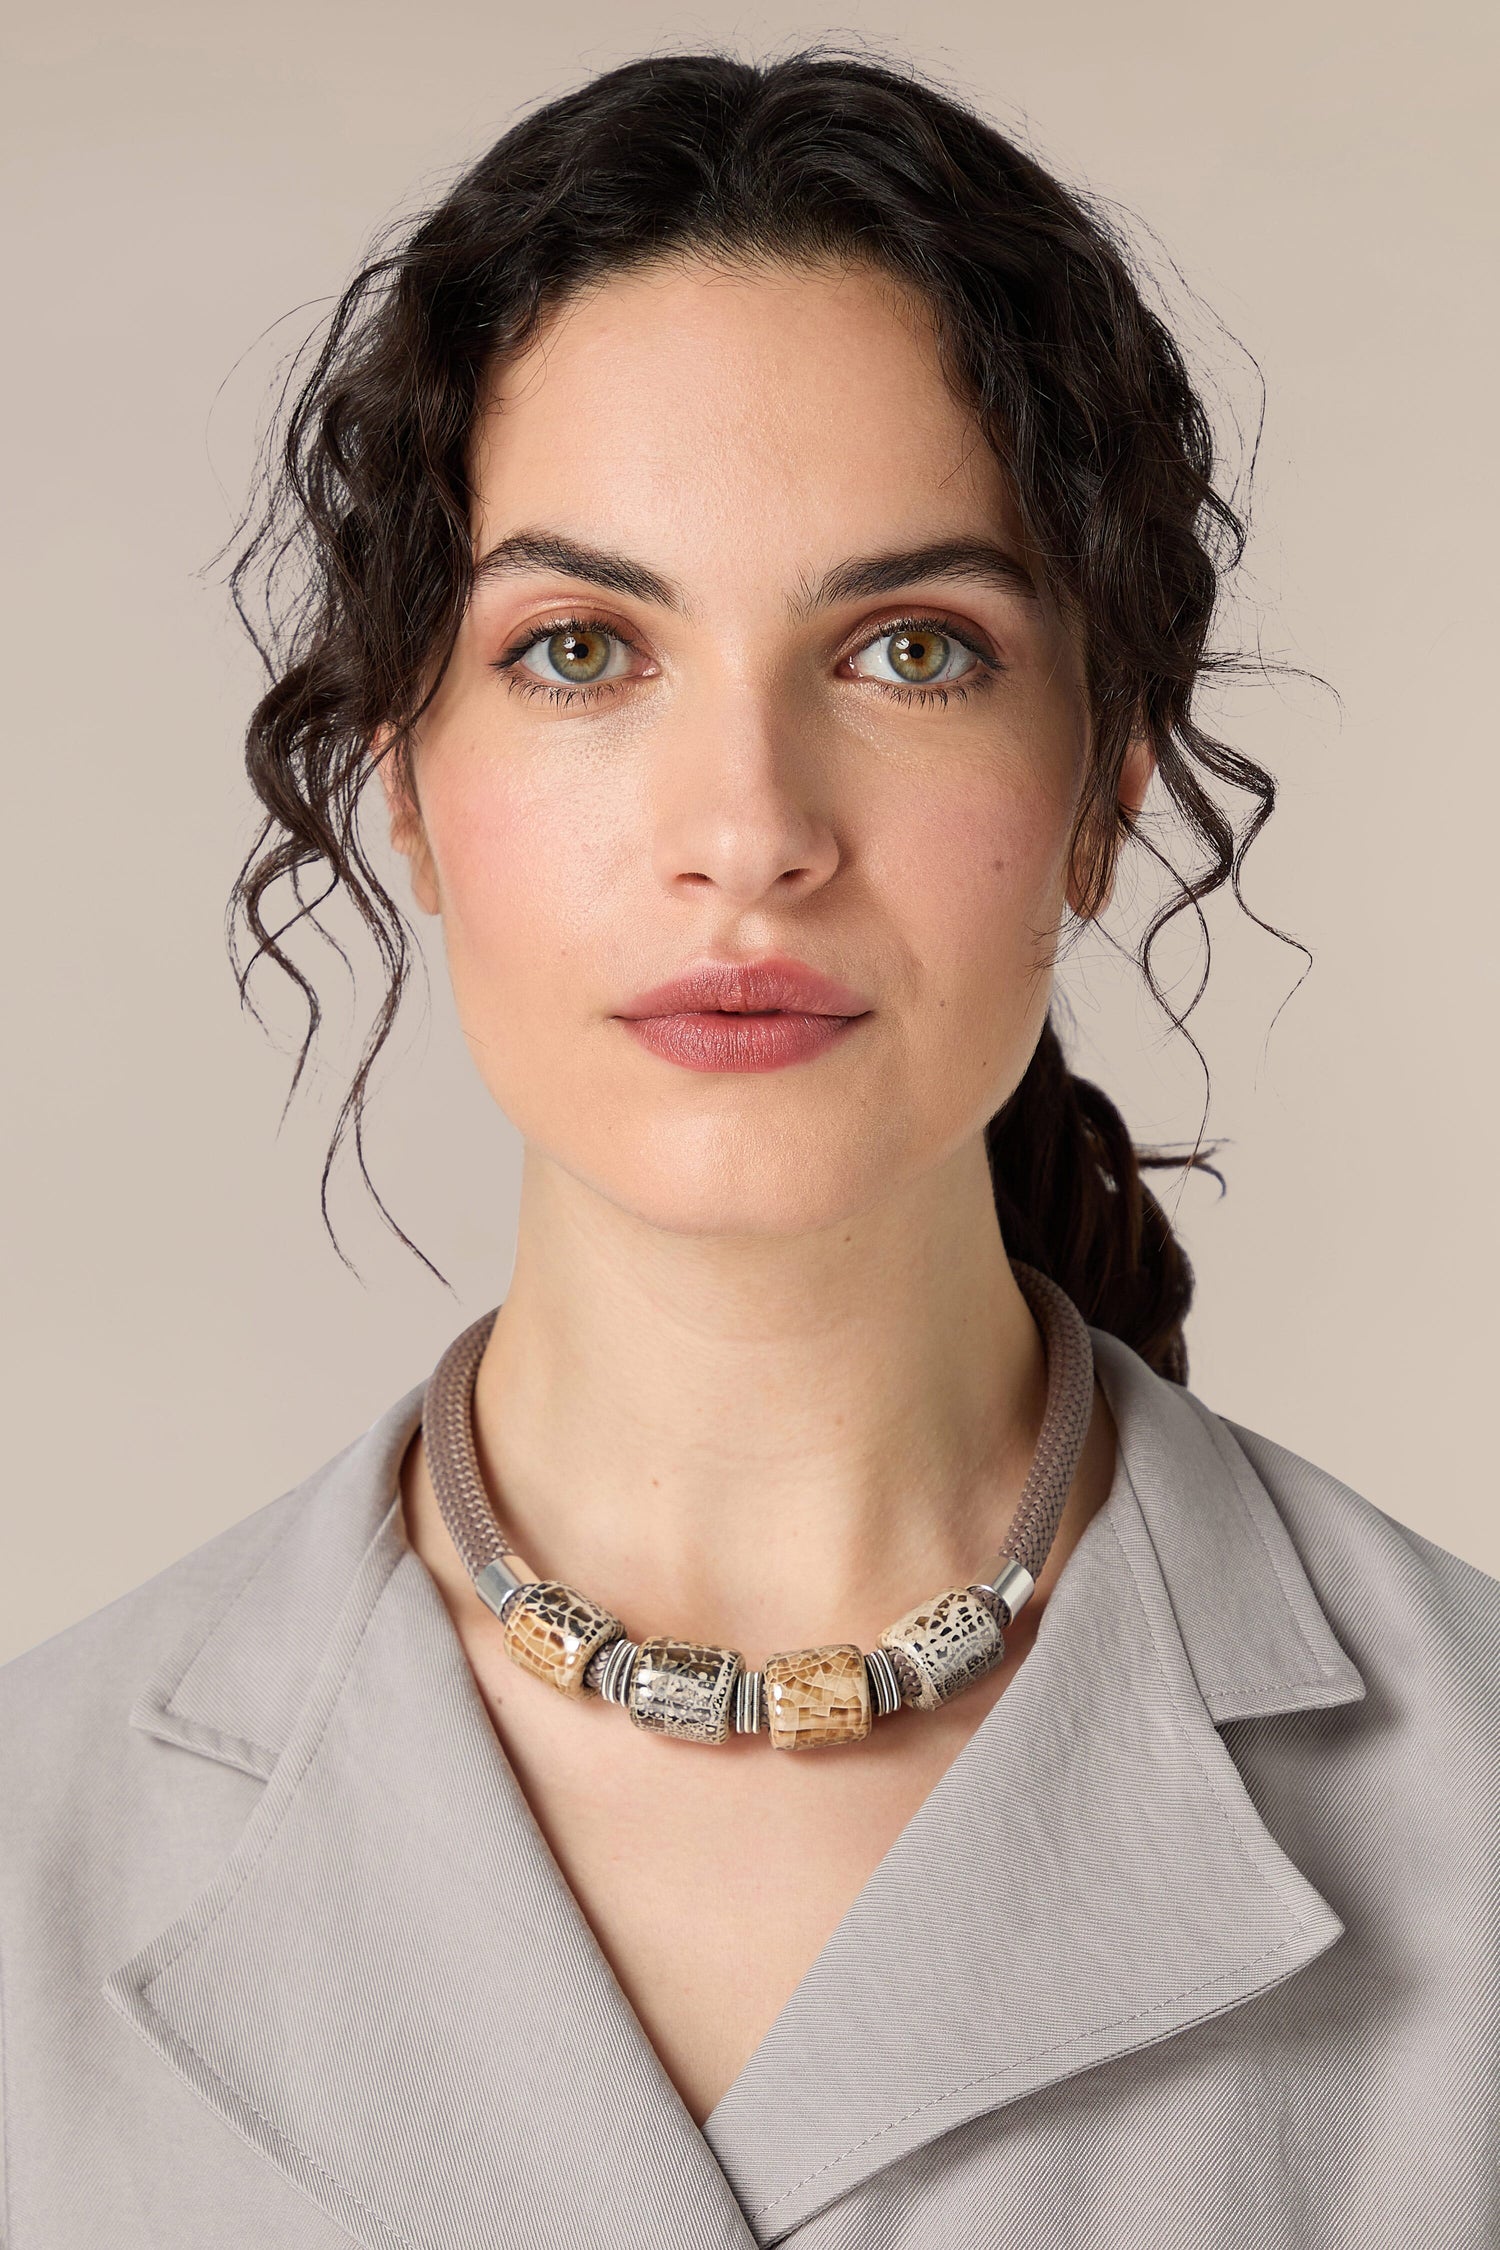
[400,1386,1117,2128]
[465,1614,1040,2126]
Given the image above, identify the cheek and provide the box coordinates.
[421,757,616,1074]
[872,761,1073,1028]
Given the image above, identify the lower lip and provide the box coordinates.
[617,1010,867,1073]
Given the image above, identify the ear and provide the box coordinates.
[1065,729,1157,919]
[373,728,441,918]
[1117,728,1156,828]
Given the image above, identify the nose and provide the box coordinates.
[649,672,842,909]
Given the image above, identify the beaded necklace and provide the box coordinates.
[421,1261,1094,1750]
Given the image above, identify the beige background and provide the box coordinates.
[3,0,1495,1665]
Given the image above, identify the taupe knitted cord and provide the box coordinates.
[421,1260,1094,1605]
[1003,1262,1097,1588]
[422,1309,505,1573]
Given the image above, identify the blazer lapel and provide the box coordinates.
[701,1334,1368,2242]
[106,1395,757,2250]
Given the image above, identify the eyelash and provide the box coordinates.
[493,612,1000,708]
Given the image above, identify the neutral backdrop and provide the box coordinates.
[3,0,1495,1664]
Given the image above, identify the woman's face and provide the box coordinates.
[388,257,1141,1237]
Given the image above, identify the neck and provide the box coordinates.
[409,1133,1090,1660]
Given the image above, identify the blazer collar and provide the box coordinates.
[109,1330,1365,2248]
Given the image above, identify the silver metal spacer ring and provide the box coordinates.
[733,1669,766,1733]
[473,1560,528,1622]
[864,1646,904,1718]
[974,1559,1035,1628]
[593,1638,640,1705]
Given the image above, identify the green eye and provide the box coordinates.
[889,629,949,682]
[850,625,980,688]
[502,617,640,702]
[532,628,613,683]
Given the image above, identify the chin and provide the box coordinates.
[576,1138,893,1240]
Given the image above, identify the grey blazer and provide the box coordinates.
[2,1330,1497,2249]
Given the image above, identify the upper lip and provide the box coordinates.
[615,955,872,1019]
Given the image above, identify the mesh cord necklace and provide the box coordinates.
[420,1260,1094,1750]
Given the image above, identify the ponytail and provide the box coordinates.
[986,1020,1204,1384]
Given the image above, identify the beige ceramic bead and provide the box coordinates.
[878,1584,1005,1710]
[628,1638,742,1744]
[763,1642,873,1750]
[500,1580,623,1698]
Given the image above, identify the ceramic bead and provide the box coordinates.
[763,1642,873,1750]
[628,1638,742,1744]
[500,1580,623,1698]
[878,1584,1005,1710]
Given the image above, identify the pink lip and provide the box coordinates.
[613,954,873,1075]
[616,955,871,1019]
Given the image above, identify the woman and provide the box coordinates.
[2,47,1495,2250]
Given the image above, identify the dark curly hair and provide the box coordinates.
[227,44,1290,1384]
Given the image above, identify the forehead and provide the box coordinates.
[467,256,1023,567]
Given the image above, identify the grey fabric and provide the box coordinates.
[1,1329,1495,2247]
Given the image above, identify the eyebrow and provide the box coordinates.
[470,529,1040,616]
[793,538,1040,616]
[471,530,681,608]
